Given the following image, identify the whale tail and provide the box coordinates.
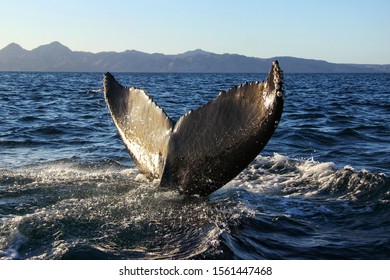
[104,61,284,196]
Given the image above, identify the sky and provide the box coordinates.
[0,0,389,64]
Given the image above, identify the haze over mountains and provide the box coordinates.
[0,41,389,73]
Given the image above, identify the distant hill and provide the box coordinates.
[0,41,389,73]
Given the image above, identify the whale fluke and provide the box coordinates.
[104,72,173,180]
[104,61,284,196]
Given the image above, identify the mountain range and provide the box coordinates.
[0,41,389,73]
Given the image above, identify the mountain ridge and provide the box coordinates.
[0,42,389,73]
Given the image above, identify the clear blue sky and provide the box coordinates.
[1,0,389,64]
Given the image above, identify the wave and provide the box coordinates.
[219,154,389,204]
[2,154,388,200]
[1,155,389,259]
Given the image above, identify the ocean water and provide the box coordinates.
[0,71,389,260]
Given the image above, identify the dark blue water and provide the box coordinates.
[0,72,389,259]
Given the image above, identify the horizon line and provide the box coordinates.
[3,41,389,66]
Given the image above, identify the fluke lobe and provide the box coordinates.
[104,61,284,196]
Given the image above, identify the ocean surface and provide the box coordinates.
[0,71,389,260]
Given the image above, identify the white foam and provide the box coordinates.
[0,216,28,259]
[221,153,340,199]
